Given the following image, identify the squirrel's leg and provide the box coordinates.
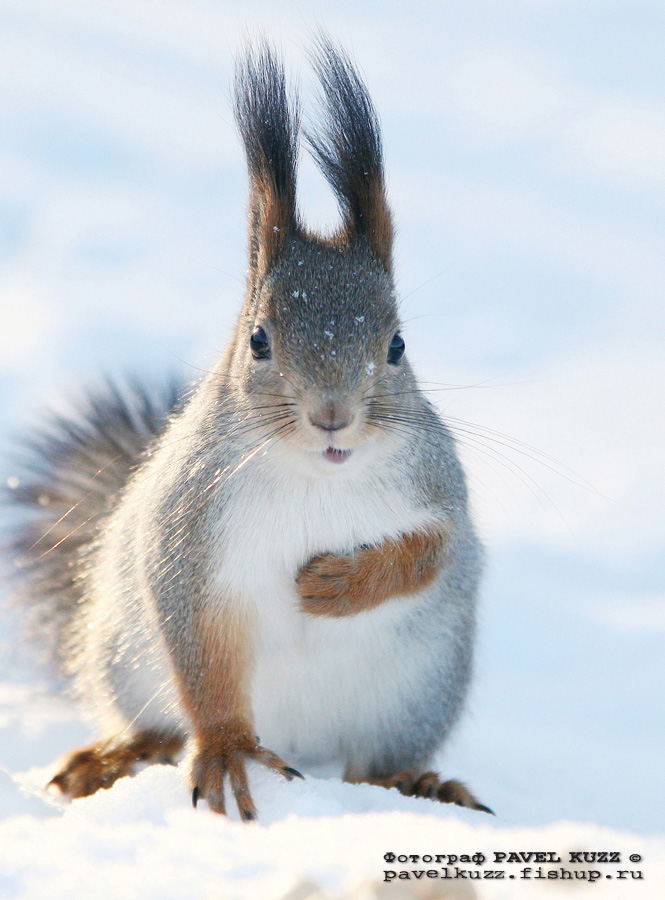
[296,523,449,617]
[49,730,185,799]
[165,603,303,821]
[344,766,493,814]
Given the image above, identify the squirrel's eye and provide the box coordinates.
[250,326,271,360]
[387,332,405,365]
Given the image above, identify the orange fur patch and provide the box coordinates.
[330,181,394,272]
[296,523,449,617]
[362,179,393,272]
[252,179,294,277]
[171,605,301,819]
[171,603,256,740]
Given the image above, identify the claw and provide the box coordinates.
[282,766,304,781]
[192,786,199,808]
[474,802,495,815]
[242,809,256,821]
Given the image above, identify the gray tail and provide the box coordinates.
[2,378,186,674]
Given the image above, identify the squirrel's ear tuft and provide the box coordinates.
[234,41,300,279]
[305,35,393,272]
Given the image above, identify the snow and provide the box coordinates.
[1,1,664,898]
[2,761,664,899]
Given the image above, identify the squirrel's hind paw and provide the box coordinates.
[48,731,185,799]
[352,769,493,815]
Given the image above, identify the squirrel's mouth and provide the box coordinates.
[323,447,353,464]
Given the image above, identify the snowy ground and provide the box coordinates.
[0,2,664,898]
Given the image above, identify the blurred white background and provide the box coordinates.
[0,0,663,837]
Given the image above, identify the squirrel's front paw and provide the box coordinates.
[296,552,359,617]
[297,528,447,618]
[191,718,303,820]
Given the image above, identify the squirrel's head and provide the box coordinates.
[229,37,416,472]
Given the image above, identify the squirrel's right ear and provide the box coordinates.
[234,42,300,281]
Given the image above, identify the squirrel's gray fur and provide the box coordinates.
[4,38,483,792]
[4,379,186,672]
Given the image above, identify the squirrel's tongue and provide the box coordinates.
[324,447,352,464]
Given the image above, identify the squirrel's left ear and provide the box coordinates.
[234,42,301,280]
[306,35,393,273]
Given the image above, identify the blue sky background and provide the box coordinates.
[0,0,663,840]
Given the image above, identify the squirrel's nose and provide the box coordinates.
[309,401,351,433]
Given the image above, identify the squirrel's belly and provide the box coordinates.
[250,593,425,767]
[215,469,443,765]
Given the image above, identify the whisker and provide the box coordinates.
[366,398,599,497]
[366,407,580,536]
[444,416,600,496]
[225,412,297,441]
[449,429,576,535]
[398,264,458,304]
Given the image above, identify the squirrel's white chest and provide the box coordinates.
[209,465,434,766]
[214,465,426,645]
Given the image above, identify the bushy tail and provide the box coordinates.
[2,378,185,673]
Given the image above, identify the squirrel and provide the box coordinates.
[5,37,491,820]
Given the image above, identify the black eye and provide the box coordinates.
[250,326,271,360]
[387,332,405,365]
